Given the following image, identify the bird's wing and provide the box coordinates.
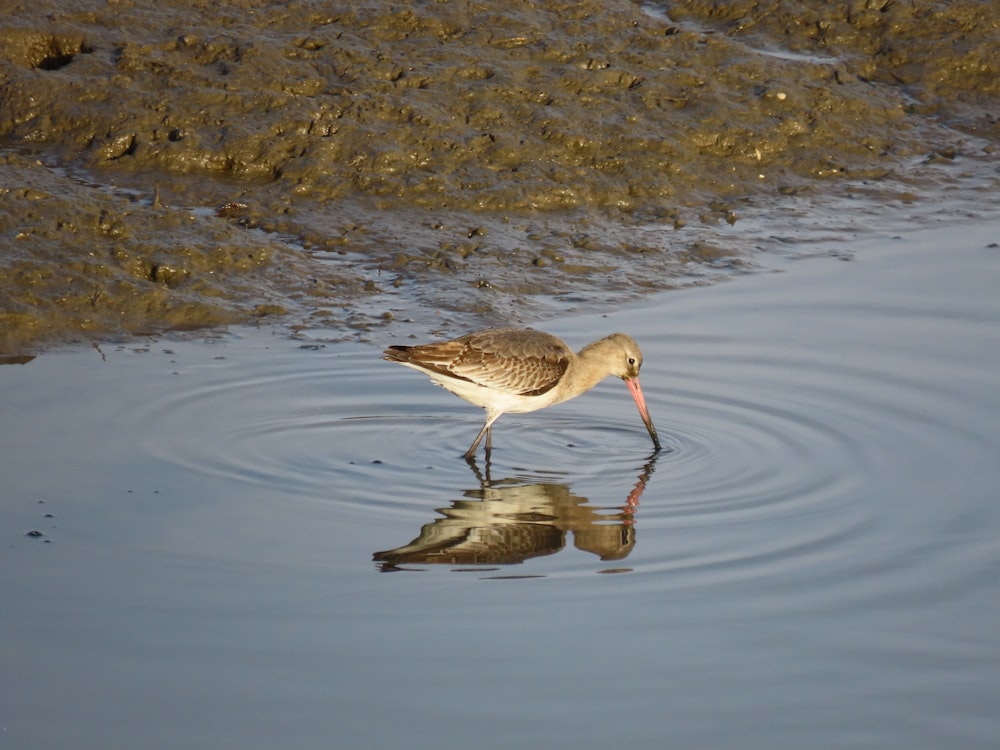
[449,329,570,396]
[388,328,571,397]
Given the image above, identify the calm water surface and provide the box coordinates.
[2,221,999,749]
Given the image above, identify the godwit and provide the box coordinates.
[383,328,661,458]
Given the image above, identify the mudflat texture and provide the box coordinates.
[1,0,998,352]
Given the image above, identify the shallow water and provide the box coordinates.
[2,219,999,748]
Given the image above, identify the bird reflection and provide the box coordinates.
[373,456,657,571]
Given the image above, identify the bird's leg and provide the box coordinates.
[465,420,490,459]
[464,411,500,459]
[483,430,492,462]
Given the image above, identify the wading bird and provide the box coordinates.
[383,328,660,458]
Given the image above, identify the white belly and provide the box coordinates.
[420,369,560,414]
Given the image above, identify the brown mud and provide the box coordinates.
[1,0,998,354]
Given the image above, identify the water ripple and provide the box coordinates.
[130,341,877,582]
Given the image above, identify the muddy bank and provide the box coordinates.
[1,0,998,353]
[0,149,301,352]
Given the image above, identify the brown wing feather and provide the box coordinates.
[384,328,570,396]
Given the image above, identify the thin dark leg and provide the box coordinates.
[465,420,490,459]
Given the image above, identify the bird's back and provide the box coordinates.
[384,328,571,397]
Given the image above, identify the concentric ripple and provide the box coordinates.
[120,334,925,584]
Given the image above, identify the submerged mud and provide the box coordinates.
[1,0,998,353]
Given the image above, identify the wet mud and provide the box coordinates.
[1,0,998,353]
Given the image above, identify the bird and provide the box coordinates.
[383,328,661,459]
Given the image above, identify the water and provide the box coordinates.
[2,220,999,749]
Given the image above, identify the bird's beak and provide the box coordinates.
[625,376,661,452]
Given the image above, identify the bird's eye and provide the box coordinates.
[628,357,636,366]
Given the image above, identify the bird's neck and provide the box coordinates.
[560,339,618,395]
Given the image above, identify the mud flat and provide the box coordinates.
[1,0,998,353]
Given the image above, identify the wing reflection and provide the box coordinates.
[374,458,657,571]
